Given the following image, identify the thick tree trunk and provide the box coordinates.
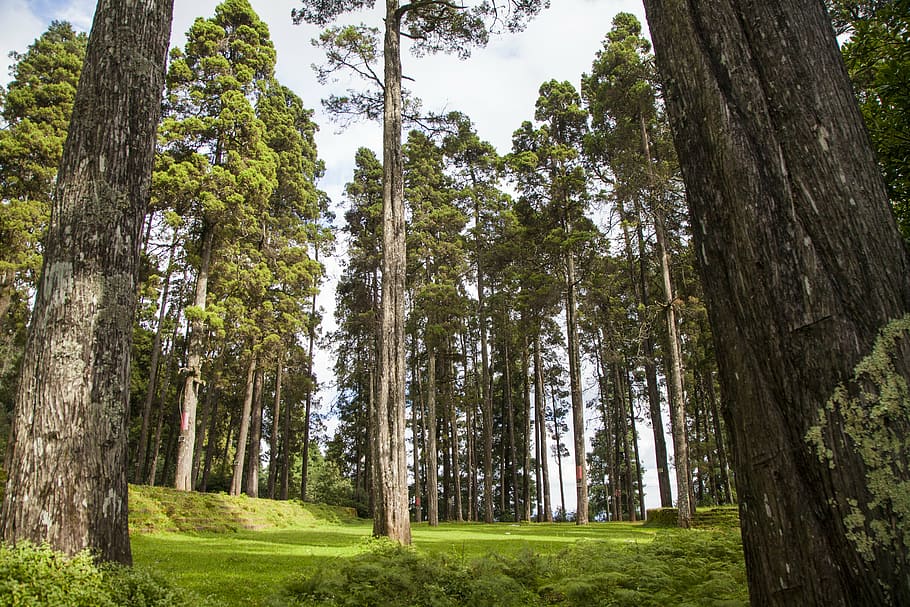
[372,0,410,543]
[564,254,588,524]
[230,352,257,496]
[174,222,214,490]
[0,0,173,564]
[426,344,439,526]
[643,0,910,603]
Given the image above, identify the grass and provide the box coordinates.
[129,486,747,606]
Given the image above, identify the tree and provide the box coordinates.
[643,0,910,603]
[0,0,174,563]
[295,0,546,543]
[511,80,593,524]
[160,0,279,491]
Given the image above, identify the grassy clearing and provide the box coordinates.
[129,487,747,606]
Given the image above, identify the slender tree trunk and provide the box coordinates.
[705,372,732,503]
[534,336,552,522]
[300,288,318,502]
[0,0,173,563]
[268,352,284,499]
[449,352,463,522]
[625,366,646,520]
[643,1,910,602]
[134,233,177,483]
[504,337,519,521]
[426,344,439,526]
[245,367,264,497]
[373,0,411,544]
[522,338,532,522]
[230,352,257,496]
[551,388,567,521]
[411,347,422,522]
[174,222,214,491]
[279,360,293,500]
[200,386,220,493]
[564,254,588,524]
[192,367,216,489]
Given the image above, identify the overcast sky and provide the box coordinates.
[1,0,680,515]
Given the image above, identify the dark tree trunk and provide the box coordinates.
[521,339,532,522]
[564,254,588,524]
[643,0,910,603]
[0,0,173,564]
[534,336,552,522]
[268,353,284,499]
[425,344,439,525]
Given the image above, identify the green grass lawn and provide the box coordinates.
[128,487,747,606]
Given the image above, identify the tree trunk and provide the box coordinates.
[655,211,693,527]
[643,0,910,602]
[372,0,410,543]
[411,347,422,522]
[300,285,318,502]
[477,233,495,525]
[449,352,463,522]
[268,352,284,499]
[245,367,264,497]
[230,352,257,496]
[191,367,216,489]
[134,233,177,483]
[619,197,673,508]
[551,387,567,520]
[0,0,173,564]
[705,371,733,503]
[426,344,439,526]
[174,222,214,490]
[504,337,519,520]
[200,385,220,493]
[564,253,588,524]
[521,338,532,522]
[534,336,552,522]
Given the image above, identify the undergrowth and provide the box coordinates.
[277,530,748,606]
[0,543,208,607]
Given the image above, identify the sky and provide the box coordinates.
[0,0,680,515]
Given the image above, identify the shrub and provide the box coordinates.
[0,543,207,607]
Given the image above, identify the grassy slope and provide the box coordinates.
[129,486,744,607]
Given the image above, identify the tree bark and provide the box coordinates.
[372,0,410,543]
[643,0,910,603]
[174,221,214,490]
[534,336,552,522]
[0,0,173,564]
[245,367,264,497]
[564,253,588,524]
[230,352,257,496]
[521,338,532,522]
[425,344,439,525]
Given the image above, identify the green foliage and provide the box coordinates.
[0,543,203,607]
[834,0,910,237]
[278,529,748,607]
[129,484,359,535]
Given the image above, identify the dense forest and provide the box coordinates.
[0,0,908,605]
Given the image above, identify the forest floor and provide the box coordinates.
[129,486,746,606]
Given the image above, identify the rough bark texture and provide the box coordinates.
[533,337,552,522]
[372,0,411,544]
[174,223,213,490]
[245,367,264,497]
[643,0,910,603]
[0,0,173,564]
